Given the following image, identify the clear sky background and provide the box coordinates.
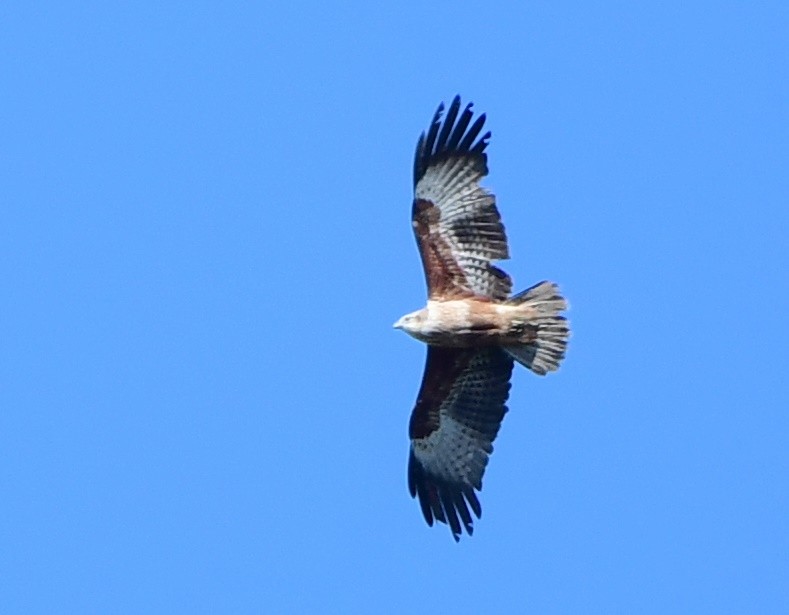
[2,2,788,613]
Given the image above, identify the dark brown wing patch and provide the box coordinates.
[408,346,514,541]
[408,347,474,440]
[411,96,512,300]
[412,199,475,299]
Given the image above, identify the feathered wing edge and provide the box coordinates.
[408,448,482,541]
[411,96,511,300]
[407,347,513,541]
[413,95,490,188]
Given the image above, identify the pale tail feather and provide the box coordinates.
[502,281,569,375]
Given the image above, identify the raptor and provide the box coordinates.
[395,96,570,541]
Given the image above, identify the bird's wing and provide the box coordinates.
[408,345,514,541]
[412,96,512,301]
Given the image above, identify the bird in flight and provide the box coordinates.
[394,96,570,541]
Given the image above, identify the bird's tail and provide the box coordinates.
[501,281,569,375]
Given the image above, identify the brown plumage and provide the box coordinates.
[394,96,570,541]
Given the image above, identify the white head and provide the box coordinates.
[393,308,428,340]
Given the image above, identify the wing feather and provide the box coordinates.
[407,346,514,541]
[412,96,512,300]
[458,114,488,152]
[435,95,460,154]
[446,103,473,151]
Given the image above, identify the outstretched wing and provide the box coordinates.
[412,96,512,301]
[408,346,514,541]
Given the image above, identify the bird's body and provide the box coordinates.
[396,297,556,348]
[396,96,570,541]
[396,299,502,346]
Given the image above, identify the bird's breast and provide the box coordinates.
[420,299,504,346]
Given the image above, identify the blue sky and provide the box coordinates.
[2,2,788,613]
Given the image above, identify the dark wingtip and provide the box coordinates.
[413,95,490,187]
[408,448,482,542]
